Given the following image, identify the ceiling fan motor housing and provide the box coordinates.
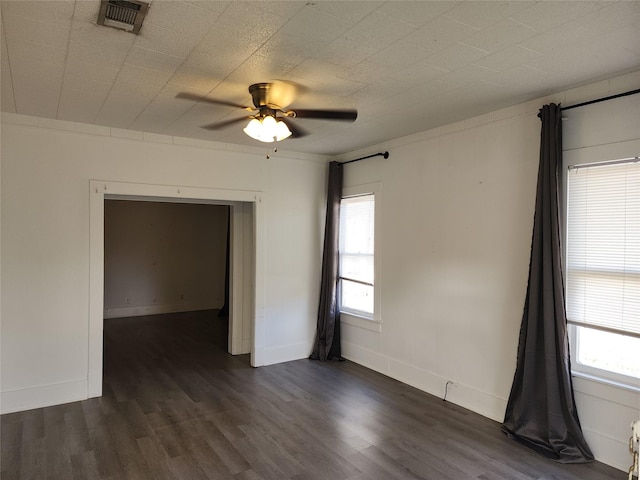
[249,83,275,109]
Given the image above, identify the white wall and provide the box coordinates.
[104,200,228,318]
[0,117,327,413]
[337,71,640,472]
[339,105,539,418]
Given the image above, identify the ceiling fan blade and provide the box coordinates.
[279,117,308,138]
[201,116,251,130]
[289,108,357,121]
[176,92,253,110]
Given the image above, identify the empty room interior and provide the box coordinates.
[1,1,639,479]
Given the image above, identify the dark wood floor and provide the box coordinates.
[1,310,624,479]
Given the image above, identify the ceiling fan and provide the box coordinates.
[176,81,357,143]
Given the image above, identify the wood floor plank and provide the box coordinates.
[20,436,46,479]
[1,310,626,479]
[87,421,123,478]
[348,445,425,480]
[186,439,236,480]
[136,436,173,480]
[167,454,210,480]
[70,450,101,480]
[198,419,251,475]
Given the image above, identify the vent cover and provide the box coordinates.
[97,0,149,34]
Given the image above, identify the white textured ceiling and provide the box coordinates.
[1,0,639,155]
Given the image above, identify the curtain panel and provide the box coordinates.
[310,161,343,361]
[502,104,593,463]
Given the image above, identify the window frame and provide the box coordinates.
[562,152,640,391]
[339,183,382,332]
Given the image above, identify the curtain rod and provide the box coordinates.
[561,88,640,111]
[339,151,389,165]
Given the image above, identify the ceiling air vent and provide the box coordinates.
[97,0,149,35]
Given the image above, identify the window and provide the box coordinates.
[565,159,640,384]
[339,193,375,319]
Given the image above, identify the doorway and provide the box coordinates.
[88,180,266,399]
[103,200,230,323]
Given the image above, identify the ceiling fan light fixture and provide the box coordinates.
[243,115,292,143]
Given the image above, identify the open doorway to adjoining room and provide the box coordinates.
[88,180,264,399]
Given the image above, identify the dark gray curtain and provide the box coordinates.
[502,104,593,463]
[310,161,343,361]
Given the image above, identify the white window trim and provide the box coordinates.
[563,139,640,391]
[340,182,382,332]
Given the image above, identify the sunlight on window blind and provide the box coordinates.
[566,160,640,338]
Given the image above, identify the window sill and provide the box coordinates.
[340,312,382,333]
[572,371,640,409]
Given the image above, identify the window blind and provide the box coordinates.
[566,159,640,338]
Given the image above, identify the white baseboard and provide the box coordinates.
[1,379,87,414]
[582,427,632,472]
[342,340,507,422]
[104,302,220,319]
[342,340,391,374]
[261,341,312,366]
